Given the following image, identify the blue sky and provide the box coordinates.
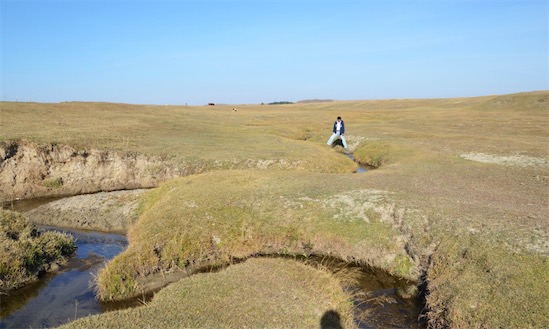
[1,0,547,105]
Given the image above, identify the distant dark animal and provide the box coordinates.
[208,103,215,106]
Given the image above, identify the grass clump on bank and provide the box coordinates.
[0,209,75,291]
[62,258,355,329]
[97,170,416,301]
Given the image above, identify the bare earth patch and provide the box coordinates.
[461,152,548,167]
[26,190,145,233]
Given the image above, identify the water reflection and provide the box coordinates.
[0,228,128,329]
[344,153,369,173]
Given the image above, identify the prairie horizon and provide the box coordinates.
[5,89,546,106]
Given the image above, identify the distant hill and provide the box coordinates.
[267,101,293,105]
[297,99,334,104]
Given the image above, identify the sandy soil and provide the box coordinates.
[461,152,549,167]
[25,190,146,233]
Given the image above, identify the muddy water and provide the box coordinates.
[350,269,426,328]
[1,197,426,329]
[1,196,66,213]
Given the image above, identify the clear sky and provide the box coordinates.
[1,0,547,105]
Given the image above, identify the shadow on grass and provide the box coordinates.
[320,309,343,329]
[330,139,345,148]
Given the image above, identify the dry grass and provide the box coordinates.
[97,170,413,301]
[427,234,549,328]
[0,101,356,174]
[61,258,355,329]
[1,91,548,327]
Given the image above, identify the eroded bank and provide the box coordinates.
[0,141,181,203]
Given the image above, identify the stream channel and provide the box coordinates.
[1,177,426,328]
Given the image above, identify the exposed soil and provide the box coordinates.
[461,152,549,167]
[0,140,180,202]
[25,190,145,233]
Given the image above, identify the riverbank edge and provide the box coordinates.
[3,191,428,329]
[24,190,147,234]
[0,140,358,203]
[0,140,182,203]
[13,188,426,300]
[0,209,76,293]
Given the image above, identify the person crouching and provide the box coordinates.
[327,116,348,150]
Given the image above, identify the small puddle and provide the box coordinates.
[1,196,65,213]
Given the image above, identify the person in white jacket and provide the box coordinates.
[326,116,348,149]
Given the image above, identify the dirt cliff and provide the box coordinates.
[0,140,181,202]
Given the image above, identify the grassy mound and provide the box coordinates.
[97,170,415,300]
[0,209,76,291]
[62,258,354,329]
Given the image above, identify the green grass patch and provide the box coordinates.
[352,140,418,168]
[42,177,64,189]
[353,140,393,167]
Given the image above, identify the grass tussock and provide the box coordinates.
[97,170,415,301]
[63,258,355,329]
[0,209,75,291]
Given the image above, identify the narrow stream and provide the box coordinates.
[0,227,131,329]
[1,194,426,329]
[345,152,369,173]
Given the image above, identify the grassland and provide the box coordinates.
[1,91,548,327]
